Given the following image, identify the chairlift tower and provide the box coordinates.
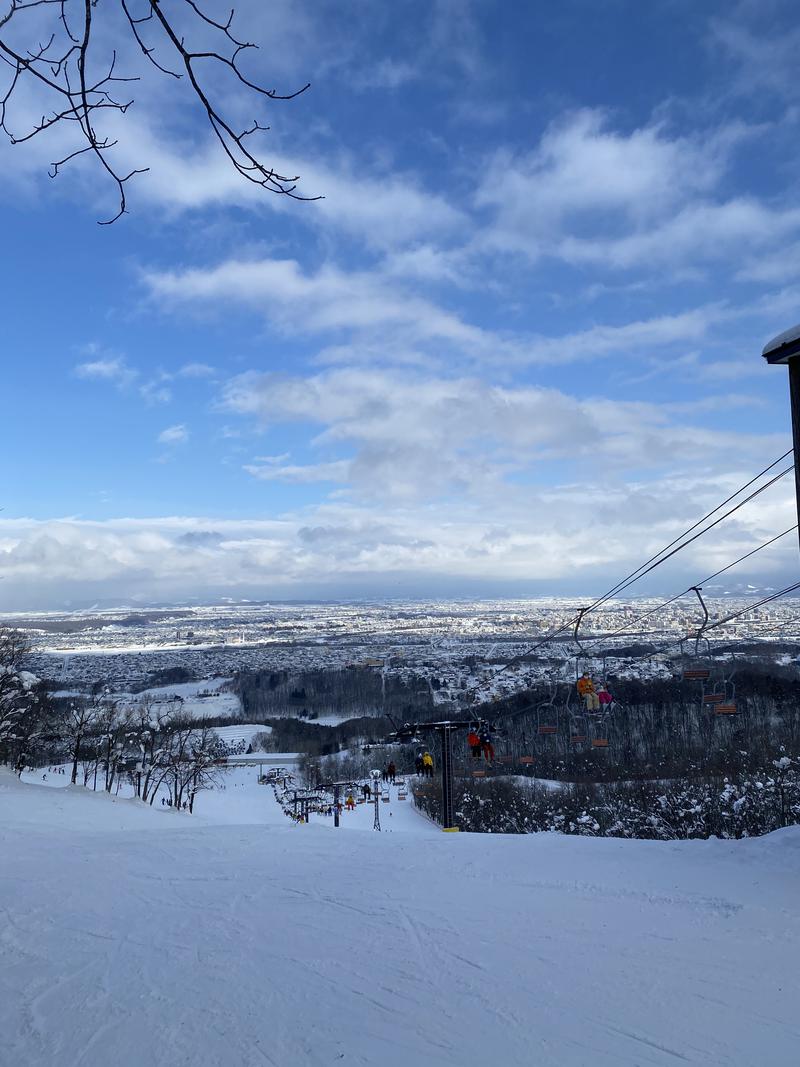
[387,719,469,831]
[370,769,382,831]
[763,325,800,556]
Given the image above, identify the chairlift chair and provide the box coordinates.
[714,703,737,715]
[683,668,711,681]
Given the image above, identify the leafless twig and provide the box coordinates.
[0,0,316,222]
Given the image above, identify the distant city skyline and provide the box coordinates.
[2,0,800,609]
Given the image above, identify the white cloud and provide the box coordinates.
[557,198,800,271]
[104,112,466,250]
[352,59,420,90]
[479,110,723,230]
[178,362,216,378]
[145,254,745,371]
[158,424,189,445]
[244,459,351,483]
[222,367,785,506]
[0,465,795,610]
[74,357,137,389]
[474,110,789,273]
[145,256,487,354]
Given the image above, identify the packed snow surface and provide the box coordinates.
[1,769,799,1066]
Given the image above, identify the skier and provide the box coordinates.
[479,724,494,763]
[422,751,434,777]
[467,726,481,760]
[345,794,355,811]
[577,672,600,711]
[382,764,389,782]
[387,760,397,784]
[597,684,613,708]
[362,783,371,800]
[415,751,424,775]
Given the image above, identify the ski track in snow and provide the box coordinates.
[1,769,799,1066]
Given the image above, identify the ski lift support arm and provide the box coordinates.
[573,606,589,656]
[690,585,709,656]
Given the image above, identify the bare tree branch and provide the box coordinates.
[0,0,318,222]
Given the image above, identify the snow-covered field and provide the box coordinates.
[211,722,271,750]
[1,768,798,1066]
[112,677,242,719]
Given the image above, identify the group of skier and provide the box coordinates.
[414,751,435,777]
[576,673,613,712]
[467,723,495,763]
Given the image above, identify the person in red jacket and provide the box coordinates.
[467,727,481,759]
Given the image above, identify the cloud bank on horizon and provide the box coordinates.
[2,0,800,609]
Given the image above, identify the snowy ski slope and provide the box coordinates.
[1,768,798,1066]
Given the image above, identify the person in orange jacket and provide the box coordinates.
[577,672,600,711]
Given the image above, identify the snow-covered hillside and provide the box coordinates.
[1,769,798,1066]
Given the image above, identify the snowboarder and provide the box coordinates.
[577,673,600,711]
[467,727,481,759]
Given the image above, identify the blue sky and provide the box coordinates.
[2,0,800,608]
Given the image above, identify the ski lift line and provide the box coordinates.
[585,449,794,611]
[484,583,800,734]
[492,457,795,678]
[700,580,800,635]
[636,577,800,663]
[480,579,800,738]
[580,523,799,652]
[584,464,794,611]
[744,611,800,638]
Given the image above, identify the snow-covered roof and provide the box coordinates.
[762,323,800,363]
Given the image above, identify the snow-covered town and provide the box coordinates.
[6,594,799,698]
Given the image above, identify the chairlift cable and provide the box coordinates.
[451,446,795,728]
[580,523,798,651]
[586,464,794,609]
[627,578,800,664]
[493,453,794,675]
[586,449,794,610]
[482,578,800,734]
